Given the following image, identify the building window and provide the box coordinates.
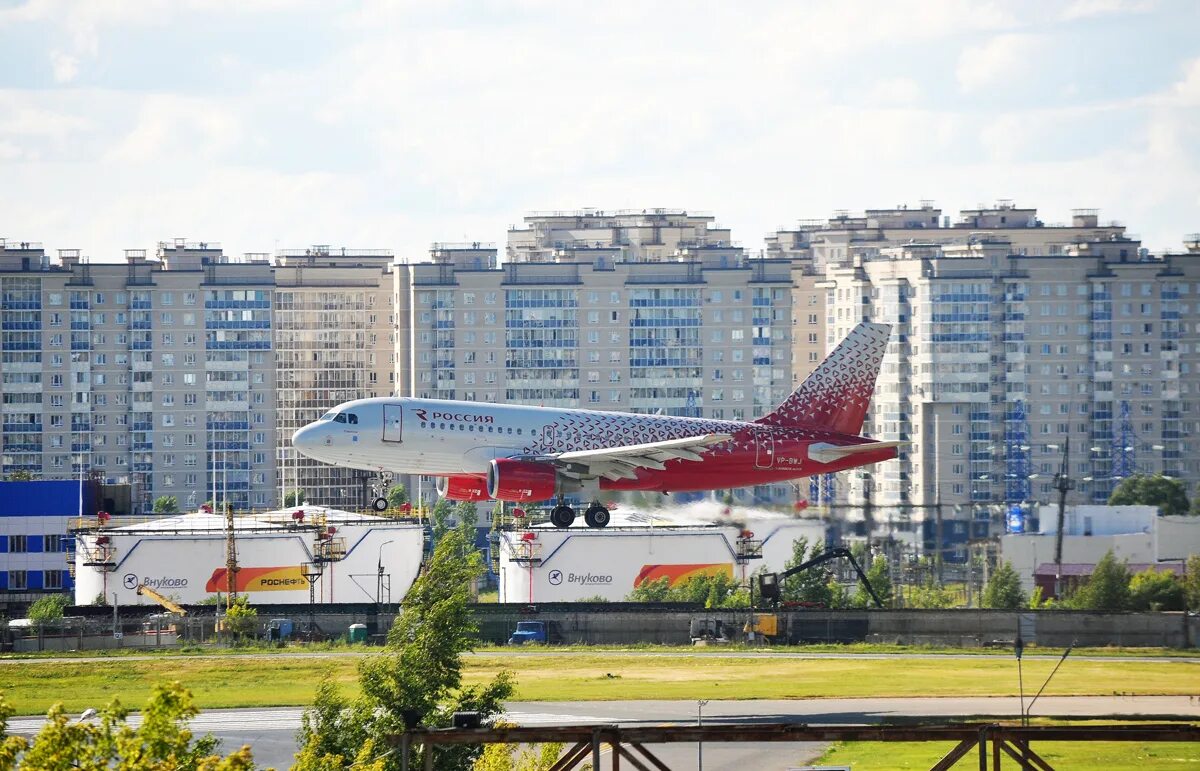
[8,571,27,590]
[8,535,28,553]
[44,570,64,589]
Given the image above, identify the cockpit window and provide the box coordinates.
[346,412,359,425]
[320,412,336,421]
[333,413,347,423]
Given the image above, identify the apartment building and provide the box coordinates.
[274,246,395,507]
[780,205,1200,551]
[1,240,391,513]
[395,210,796,503]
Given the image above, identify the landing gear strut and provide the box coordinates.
[584,501,611,529]
[370,472,393,512]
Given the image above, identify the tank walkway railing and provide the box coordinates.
[392,722,1200,771]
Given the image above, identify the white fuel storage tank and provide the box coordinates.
[73,506,424,606]
[497,519,826,603]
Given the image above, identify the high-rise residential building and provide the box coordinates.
[1,239,391,514]
[776,205,1200,557]
[395,209,795,503]
[0,240,278,513]
[274,246,395,508]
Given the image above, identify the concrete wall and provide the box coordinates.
[472,606,1199,649]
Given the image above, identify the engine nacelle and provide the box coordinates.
[436,475,491,502]
[487,459,558,502]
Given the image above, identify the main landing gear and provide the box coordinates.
[548,498,611,529]
[370,472,392,512]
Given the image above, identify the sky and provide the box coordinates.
[1,0,1198,262]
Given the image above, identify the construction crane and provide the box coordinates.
[136,584,187,616]
[757,547,884,608]
[224,501,240,609]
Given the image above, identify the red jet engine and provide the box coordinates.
[435,475,490,502]
[487,459,557,502]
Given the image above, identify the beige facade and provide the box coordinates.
[397,211,796,504]
[790,205,1200,542]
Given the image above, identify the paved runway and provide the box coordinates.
[9,696,1198,770]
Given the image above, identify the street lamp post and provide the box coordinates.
[301,561,323,638]
[697,699,709,771]
[377,539,395,606]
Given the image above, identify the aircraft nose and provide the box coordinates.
[292,423,321,457]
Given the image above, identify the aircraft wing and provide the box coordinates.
[548,433,733,482]
[807,440,905,464]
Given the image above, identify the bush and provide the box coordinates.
[1066,550,1131,611]
[27,594,70,624]
[1129,567,1185,611]
[982,561,1028,610]
[222,597,258,643]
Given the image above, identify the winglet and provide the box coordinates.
[757,322,891,435]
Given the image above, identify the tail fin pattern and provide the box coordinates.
[758,322,891,435]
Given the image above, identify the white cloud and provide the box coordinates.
[956,33,1040,92]
[49,50,79,83]
[865,77,923,105]
[1059,0,1155,21]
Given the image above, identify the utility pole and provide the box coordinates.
[224,501,239,609]
[1052,439,1075,599]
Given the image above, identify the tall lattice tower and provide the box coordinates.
[1111,400,1140,480]
[1004,400,1032,503]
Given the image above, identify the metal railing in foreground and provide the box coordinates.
[390,722,1200,771]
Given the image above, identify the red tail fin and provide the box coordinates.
[758,322,890,435]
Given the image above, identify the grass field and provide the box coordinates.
[816,739,1200,769]
[1,651,1197,716]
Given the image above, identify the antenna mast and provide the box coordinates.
[224,501,239,609]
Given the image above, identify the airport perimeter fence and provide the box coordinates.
[6,606,1198,652]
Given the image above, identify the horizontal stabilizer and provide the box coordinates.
[808,440,905,464]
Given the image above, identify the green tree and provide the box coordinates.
[473,737,564,771]
[152,495,180,515]
[1185,554,1200,611]
[1129,567,1185,611]
[455,501,480,550]
[295,530,514,770]
[625,572,749,608]
[1108,474,1190,517]
[387,484,409,508]
[27,594,70,625]
[283,489,305,507]
[982,561,1028,610]
[3,682,253,769]
[1067,550,1131,611]
[851,555,892,608]
[222,597,258,644]
[780,538,834,606]
[5,470,33,482]
[906,575,957,609]
[430,497,454,545]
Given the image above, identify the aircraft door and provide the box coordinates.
[382,403,403,443]
[754,429,775,469]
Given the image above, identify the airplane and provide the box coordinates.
[291,322,901,528]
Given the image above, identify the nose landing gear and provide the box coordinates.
[369,472,393,512]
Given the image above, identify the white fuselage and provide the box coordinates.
[291,396,751,476]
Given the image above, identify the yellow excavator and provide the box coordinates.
[136,584,187,616]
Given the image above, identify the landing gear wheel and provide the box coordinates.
[550,504,576,528]
[584,504,610,529]
[371,497,389,512]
